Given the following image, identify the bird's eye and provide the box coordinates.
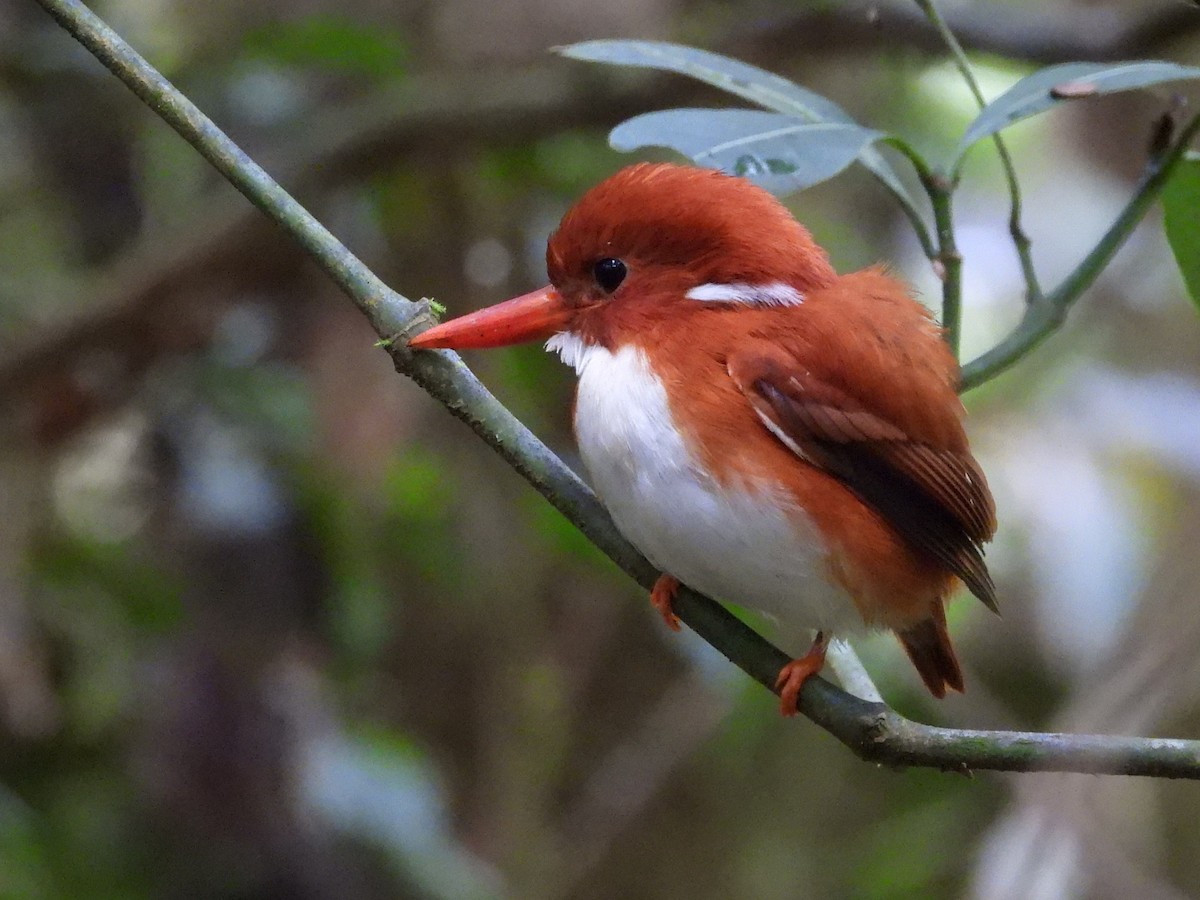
[592,257,627,294]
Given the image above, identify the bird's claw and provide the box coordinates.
[650,574,682,632]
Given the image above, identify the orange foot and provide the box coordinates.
[774,632,830,717]
[649,574,682,632]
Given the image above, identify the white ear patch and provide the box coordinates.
[685,282,804,307]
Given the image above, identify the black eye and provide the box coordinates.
[592,257,627,293]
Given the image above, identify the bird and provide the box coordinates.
[409,162,997,716]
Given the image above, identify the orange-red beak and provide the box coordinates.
[408,285,571,350]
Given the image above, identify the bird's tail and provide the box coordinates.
[896,601,964,698]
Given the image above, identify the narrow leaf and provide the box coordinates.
[610,109,881,196]
[1163,154,1200,311]
[955,61,1200,165]
[560,40,922,227]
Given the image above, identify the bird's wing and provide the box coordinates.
[728,347,998,612]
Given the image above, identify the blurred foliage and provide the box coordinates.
[3,0,1200,898]
[243,16,409,80]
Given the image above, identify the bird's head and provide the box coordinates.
[408,163,836,354]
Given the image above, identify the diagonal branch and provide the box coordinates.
[31,0,1200,778]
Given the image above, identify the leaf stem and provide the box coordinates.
[926,170,964,358]
[883,136,963,356]
[961,111,1200,390]
[879,136,939,259]
[891,178,939,260]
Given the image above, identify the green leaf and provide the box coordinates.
[955,61,1200,166]
[610,109,881,195]
[1163,154,1200,310]
[34,534,184,631]
[560,40,922,225]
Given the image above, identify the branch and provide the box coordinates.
[32,0,1200,778]
[960,110,1200,390]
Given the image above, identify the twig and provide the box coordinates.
[31,0,1200,778]
[927,172,963,356]
[911,0,1040,356]
[887,137,964,354]
[961,111,1200,390]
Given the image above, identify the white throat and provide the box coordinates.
[545,331,595,374]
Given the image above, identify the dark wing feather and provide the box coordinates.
[734,360,998,613]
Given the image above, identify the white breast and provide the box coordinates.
[546,333,862,637]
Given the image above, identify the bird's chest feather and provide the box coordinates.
[552,334,860,635]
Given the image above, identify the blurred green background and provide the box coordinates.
[2,0,1200,897]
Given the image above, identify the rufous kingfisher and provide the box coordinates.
[411,163,997,715]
